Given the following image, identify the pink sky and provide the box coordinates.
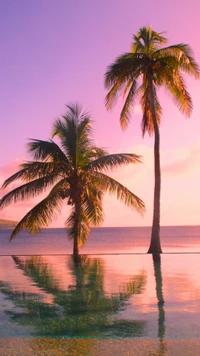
[0,0,200,227]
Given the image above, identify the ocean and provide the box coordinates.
[0,225,200,255]
[1,225,200,354]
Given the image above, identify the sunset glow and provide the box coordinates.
[1,0,200,227]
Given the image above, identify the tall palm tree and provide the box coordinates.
[104,26,199,253]
[0,103,145,259]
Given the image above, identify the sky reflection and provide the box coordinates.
[0,254,200,342]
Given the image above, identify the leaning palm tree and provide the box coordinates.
[0,103,145,259]
[105,26,199,253]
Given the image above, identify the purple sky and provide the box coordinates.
[1,0,200,227]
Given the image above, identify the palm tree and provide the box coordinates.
[104,26,199,253]
[0,103,145,259]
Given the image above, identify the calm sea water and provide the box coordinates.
[1,226,200,355]
[0,225,200,255]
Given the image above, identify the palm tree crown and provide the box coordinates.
[0,103,145,257]
[105,26,199,253]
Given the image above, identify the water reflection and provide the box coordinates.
[149,254,167,356]
[0,255,147,338]
[1,254,200,354]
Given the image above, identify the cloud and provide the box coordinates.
[105,144,154,189]
[162,140,200,176]
[133,104,142,115]
[0,160,46,221]
[0,160,21,177]
[1,140,200,227]
[0,160,23,198]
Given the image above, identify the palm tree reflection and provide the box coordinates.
[0,255,147,339]
[149,254,167,356]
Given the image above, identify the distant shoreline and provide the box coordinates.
[1,224,199,230]
[0,219,17,229]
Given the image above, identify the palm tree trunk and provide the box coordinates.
[147,76,162,253]
[73,200,80,259]
[73,234,79,259]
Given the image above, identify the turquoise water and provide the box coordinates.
[1,226,200,354]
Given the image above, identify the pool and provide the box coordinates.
[0,254,200,355]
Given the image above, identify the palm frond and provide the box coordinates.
[20,161,61,180]
[83,185,104,226]
[104,53,142,89]
[77,114,93,143]
[1,166,32,188]
[120,81,137,130]
[20,161,72,180]
[53,104,94,167]
[105,80,125,110]
[66,208,90,247]
[88,146,108,159]
[155,60,193,117]
[1,161,71,192]
[132,27,167,53]
[155,44,200,79]
[52,117,68,138]
[52,117,76,163]
[28,139,67,162]
[105,53,144,120]
[86,153,142,172]
[163,70,193,117]
[0,174,59,209]
[94,172,145,214]
[139,83,162,136]
[65,103,83,122]
[76,116,95,165]
[9,183,65,241]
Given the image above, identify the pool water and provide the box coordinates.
[0,254,200,355]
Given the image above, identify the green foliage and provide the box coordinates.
[105,26,199,134]
[0,103,145,254]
